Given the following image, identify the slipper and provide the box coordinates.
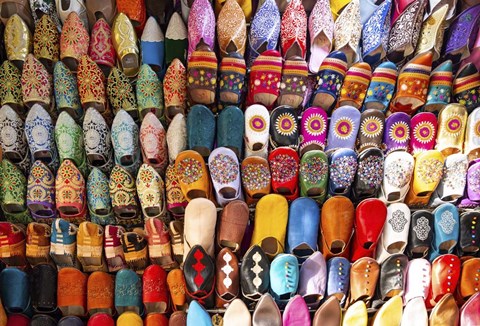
[429,153,468,207]
[141,17,165,75]
[460,28,480,72]
[217,0,247,57]
[443,4,480,67]
[216,200,249,252]
[269,105,299,150]
[453,62,480,114]
[120,229,149,273]
[325,105,361,154]
[269,147,300,201]
[186,46,218,106]
[0,222,28,268]
[280,0,307,59]
[60,12,89,72]
[328,148,358,197]
[414,4,448,61]
[4,14,32,71]
[77,222,107,272]
[246,49,283,110]
[352,148,384,202]
[326,258,350,305]
[0,61,23,116]
[111,109,140,169]
[55,111,86,172]
[104,225,127,272]
[165,164,188,216]
[142,265,169,313]
[187,0,215,61]
[310,50,348,112]
[299,150,328,203]
[1,159,31,225]
[299,107,328,155]
[241,156,271,205]
[87,168,115,226]
[409,112,437,156]
[21,54,52,110]
[387,0,428,64]
[56,159,88,224]
[56,0,88,28]
[426,0,458,23]
[139,113,168,175]
[87,272,115,316]
[307,0,333,73]
[424,60,453,113]
[83,108,114,173]
[136,164,166,219]
[145,218,176,271]
[174,150,212,201]
[381,151,414,203]
[112,13,140,77]
[465,107,480,161]
[406,212,434,259]
[337,62,372,109]
[165,12,188,67]
[218,53,246,108]
[137,64,164,121]
[389,52,433,115]
[0,105,28,165]
[428,204,459,261]
[244,104,270,159]
[215,0,252,22]
[208,147,243,206]
[77,55,107,115]
[435,104,468,156]
[183,198,216,258]
[115,269,143,314]
[163,59,187,122]
[363,61,397,112]
[382,112,411,154]
[27,161,56,223]
[246,0,280,67]
[361,0,392,66]
[54,62,83,122]
[33,14,59,74]
[217,105,244,158]
[333,0,361,66]
[50,218,79,268]
[277,57,308,109]
[356,109,385,153]
[107,67,138,120]
[187,104,216,157]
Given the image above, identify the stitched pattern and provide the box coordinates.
[413,216,431,241]
[389,210,407,232]
[438,210,456,234]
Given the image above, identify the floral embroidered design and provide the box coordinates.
[109,165,137,209]
[333,0,361,56]
[187,0,215,59]
[111,111,139,162]
[444,115,463,136]
[33,14,60,63]
[87,168,114,225]
[165,164,187,210]
[55,112,85,168]
[83,108,112,162]
[0,105,27,157]
[107,68,137,114]
[362,0,391,56]
[275,112,297,136]
[443,160,468,191]
[27,160,55,208]
[361,116,383,138]
[60,12,89,62]
[2,160,27,208]
[438,210,456,234]
[21,54,52,105]
[389,210,407,232]
[137,64,164,115]
[389,121,409,143]
[413,216,431,241]
[413,121,435,144]
[303,113,326,136]
[468,168,480,193]
[77,55,107,106]
[249,115,267,133]
[164,59,187,109]
[136,165,164,212]
[139,115,168,173]
[417,158,443,184]
[0,61,23,107]
[280,0,307,58]
[334,117,355,140]
[53,62,82,117]
[248,0,280,66]
[89,18,116,68]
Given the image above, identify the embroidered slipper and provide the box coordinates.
[141,17,165,75]
[208,147,242,206]
[424,60,453,113]
[87,271,115,316]
[269,105,299,150]
[104,225,127,272]
[218,53,246,108]
[414,4,448,61]
[409,112,437,156]
[1,160,31,225]
[165,12,188,66]
[60,12,89,72]
[217,0,247,57]
[333,0,361,66]
[87,168,115,226]
[246,0,280,67]
[337,62,372,109]
[389,52,433,115]
[136,164,166,219]
[244,104,270,159]
[107,67,138,120]
[88,17,116,76]
[215,0,252,22]
[310,50,348,112]
[356,109,385,153]
[325,105,361,154]
[382,112,411,154]
[443,4,480,66]
[186,104,216,157]
[241,156,271,205]
[56,159,88,224]
[363,61,397,112]
[217,105,244,158]
[299,150,329,203]
[77,222,107,272]
[327,148,358,197]
[280,0,307,60]
[404,150,445,207]
[77,55,107,114]
[166,114,187,164]
[426,0,458,23]
[54,62,83,122]
[299,107,328,155]
[453,63,480,114]
[174,150,212,201]
[269,147,299,201]
[139,113,168,175]
[26,160,56,223]
[33,14,59,74]
[277,57,308,109]
[137,64,164,120]
[307,0,333,73]
[163,59,187,122]
[388,0,428,64]
[143,264,169,314]
[465,107,480,161]
[247,49,283,109]
[186,45,218,106]
[21,54,52,110]
[4,14,32,70]
[55,111,87,173]
[111,109,140,169]
[435,104,468,156]
[50,218,79,269]
[0,61,23,116]
[115,269,144,312]
[30,264,57,314]
[83,108,114,173]
[0,222,28,268]
[0,105,28,165]
[460,28,480,72]
[362,0,392,67]
[112,13,140,77]
[109,165,142,228]
[187,0,215,61]
[165,164,188,216]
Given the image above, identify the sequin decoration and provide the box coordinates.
[413,216,430,240]
[330,156,357,188]
[334,117,354,140]
[304,113,326,136]
[249,115,267,133]
[360,116,383,138]
[468,169,480,193]
[438,210,456,234]
[209,154,238,184]
[176,158,203,184]
[300,156,328,184]
[270,154,298,182]
[275,112,297,136]
[417,158,443,184]
[388,209,407,232]
[358,155,384,188]
[241,163,270,191]
[385,159,413,188]
[413,121,435,143]
[443,160,467,191]
[389,121,409,143]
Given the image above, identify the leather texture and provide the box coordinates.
[407,210,434,259]
[183,245,215,309]
[252,293,282,326]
